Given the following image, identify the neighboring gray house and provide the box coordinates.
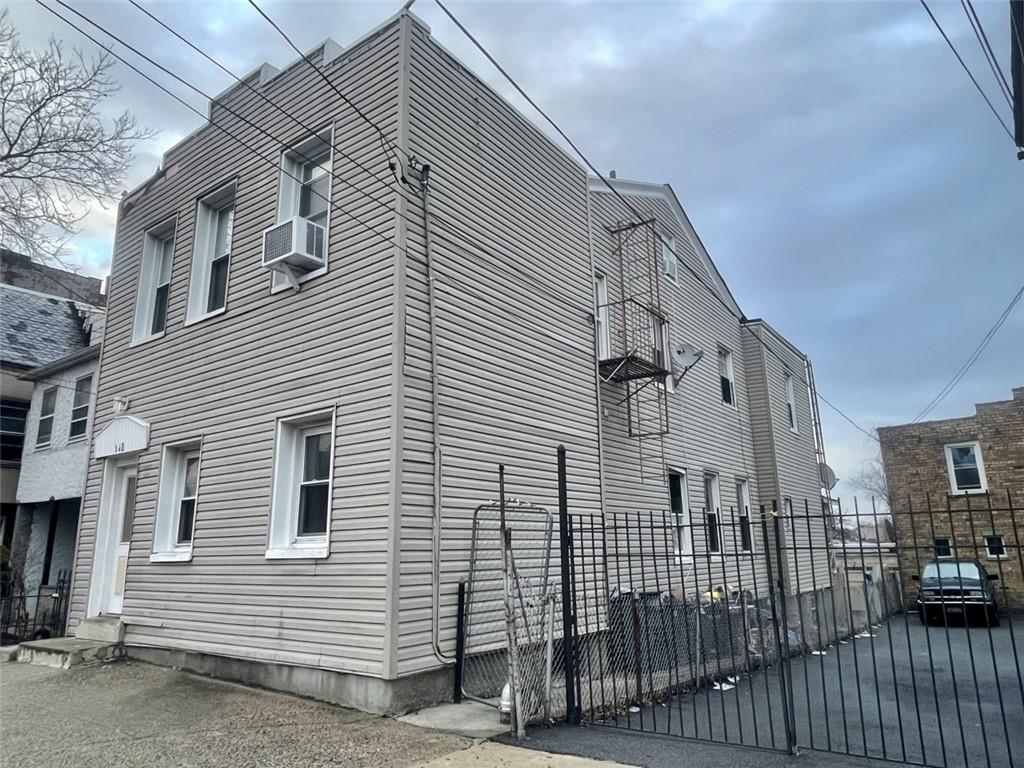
[0,274,104,606]
[68,9,831,714]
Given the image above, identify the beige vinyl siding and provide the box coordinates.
[589,184,769,596]
[394,20,602,676]
[742,321,830,593]
[69,26,403,676]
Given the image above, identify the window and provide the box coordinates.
[35,387,57,448]
[985,535,1006,560]
[669,471,692,559]
[594,272,610,359]
[784,372,798,433]
[0,399,28,466]
[120,476,137,544]
[718,348,735,406]
[68,375,93,439]
[934,537,952,558]
[188,184,235,321]
[653,319,674,393]
[736,479,753,552]
[704,473,722,554]
[944,441,987,493]
[662,234,678,283]
[133,220,177,342]
[275,130,332,290]
[267,410,335,559]
[152,442,201,561]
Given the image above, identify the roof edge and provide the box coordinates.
[20,344,101,381]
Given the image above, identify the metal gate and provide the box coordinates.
[558,496,1024,768]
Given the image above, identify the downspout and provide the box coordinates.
[420,165,455,665]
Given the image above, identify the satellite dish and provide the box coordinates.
[819,462,838,491]
[671,343,704,370]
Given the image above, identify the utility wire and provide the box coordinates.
[245,0,410,166]
[919,0,1017,144]
[961,0,1013,108]
[125,0,402,199]
[912,282,1024,423]
[432,0,879,442]
[34,2,592,321]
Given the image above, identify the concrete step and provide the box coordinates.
[1,645,19,663]
[74,616,125,644]
[17,638,123,669]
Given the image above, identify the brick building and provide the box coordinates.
[878,387,1024,613]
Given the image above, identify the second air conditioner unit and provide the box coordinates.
[262,216,325,274]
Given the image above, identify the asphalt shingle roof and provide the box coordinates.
[0,284,89,369]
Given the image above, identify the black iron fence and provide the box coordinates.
[0,569,70,645]
[455,462,1024,768]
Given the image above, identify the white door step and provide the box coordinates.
[74,616,125,644]
[17,638,123,669]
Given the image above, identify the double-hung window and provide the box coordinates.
[35,387,57,448]
[662,234,678,283]
[654,319,674,393]
[718,347,735,406]
[594,272,610,360]
[188,184,235,322]
[985,535,1006,559]
[934,537,952,558]
[944,441,987,494]
[1,399,29,466]
[704,472,722,554]
[133,220,176,342]
[267,409,335,559]
[152,442,202,561]
[736,479,753,552]
[784,372,798,432]
[68,375,93,439]
[668,471,692,560]
[274,130,333,290]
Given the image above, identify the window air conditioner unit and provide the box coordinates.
[262,216,325,276]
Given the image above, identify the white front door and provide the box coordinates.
[109,472,137,614]
[91,460,137,616]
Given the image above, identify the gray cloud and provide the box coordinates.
[8,0,1022,493]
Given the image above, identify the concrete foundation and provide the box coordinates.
[125,645,454,716]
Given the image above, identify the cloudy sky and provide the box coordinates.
[7,0,1023,496]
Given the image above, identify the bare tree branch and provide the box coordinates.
[0,9,155,262]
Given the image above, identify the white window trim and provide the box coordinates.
[736,479,753,552]
[704,472,723,556]
[270,126,334,294]
[985,534,1007,560]
[784,372,799,434]
[718,347,736,408]
[668,469,692,563]
[594,272,610,360]
[662,234,679,285]
[186,180,237,325]
[131,216,178,346]
[944,440,988,495]
[151,439,202,562]
[934,536,953,559]
[35,386,57,450]
[266,406,336,560]
[67,374,93,442]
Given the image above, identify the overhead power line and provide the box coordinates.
[961,0,1013,108]
[919,0,1017,144]
[431,0,879,442]
[912,282,1024,423]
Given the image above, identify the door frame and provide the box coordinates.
[86,454,138,618]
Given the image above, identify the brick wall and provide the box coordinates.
[878,388,1024,612]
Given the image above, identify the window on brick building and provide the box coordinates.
[985,535,1006,559]
[933,537,952,558]
[944,441,987,494]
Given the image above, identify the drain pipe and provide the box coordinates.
[419,165,455,666]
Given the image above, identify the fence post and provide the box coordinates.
[764,504,798,755]
[454,579,466,703]
[557,445,578,724]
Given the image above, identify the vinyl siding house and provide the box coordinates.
[69,10,830,714]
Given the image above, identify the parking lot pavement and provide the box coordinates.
[502,619,1024,768]
[0,661,472,768]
